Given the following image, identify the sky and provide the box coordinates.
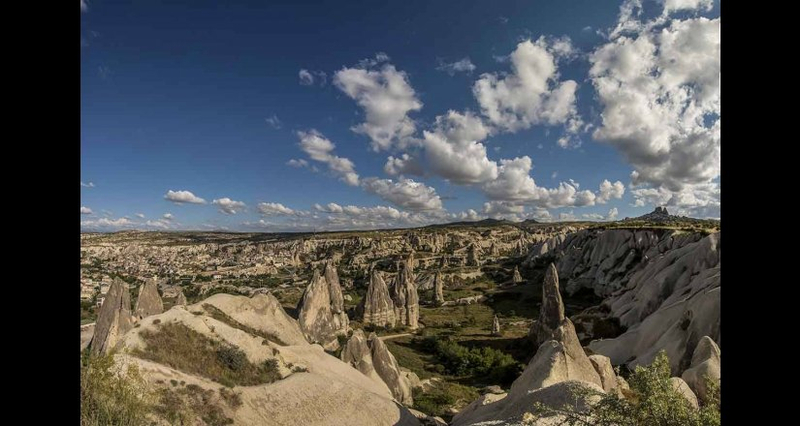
[80,0,720,232]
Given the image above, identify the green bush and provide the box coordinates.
[80,351,154,426]
[418,337,522,385]
[412,381,479,420]
[531,351,720,425]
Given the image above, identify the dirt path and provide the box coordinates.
[379,333,413,341]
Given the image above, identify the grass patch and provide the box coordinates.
[132,321,282,387]
[413,381,479,420]
[81,351,154,426]
[202,303,288,345]
[154,384,234,426]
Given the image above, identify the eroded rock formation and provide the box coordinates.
[340,330,414,406]
[530,264,566,345]
[90,278,134,354]
[134,278,164,320]
[297,264,350,350]
[392,252,419,329]
[362,268,396,328]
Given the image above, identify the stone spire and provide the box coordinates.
[392,252,419,329]
[530,263,566,345]
[512,266,523,284]
[467,243,481,266]
[362,268,396,328]
[433,271,445,305]
[90,278,134,354]
[134,278,164,320]
[492,315,501,336]
[174,288,187,306]
[298,265,350,350]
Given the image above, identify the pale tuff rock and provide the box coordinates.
[362,268,397,328]
[588,354,618,394]
[489,243,499,257]
[174,288,187,306]
[119,299,421,426]
[340,329,389,390]
[433,271,445,305]
[392,252,420,329]
[90,278,134,354]
[681,336,720,402]
[133,278,164,320]
[492,315,501,336]
[512,266,523,284]
[341,331,414,406]
[530,264,566,345]
[201,293,308,346]
[298,267,350,350]
[669,377,699,409]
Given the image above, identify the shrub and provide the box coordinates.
[531,351,720,426]
[418,337,522,385]
[80,351,154,426]
[412,381,479,420]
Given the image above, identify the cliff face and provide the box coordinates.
[526,228,720,375]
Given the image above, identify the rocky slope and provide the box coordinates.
[104,293,421,426]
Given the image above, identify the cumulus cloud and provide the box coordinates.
[212,198,246,215]
[631,181,719,218]
[473,37,580,133]
[135,213,145,219]
[80,217,136,231]
[164,190,206,204]
[297,130,360,186]
[436,58,477,76]
[596,179,626,203]
[257,202,296,216]
[333,59,423,151]
[361,177,443,211]
[265,114,282,129]
[145,219,173,229]
[483,201,525,220]
[422,110,497,184]
[80,206,93,215]
[163,213,174,220]
[661,0,714,14]
[606,207,619,220]
[590,3,719,194]
[384,153,424,177]
[81,181,95,188]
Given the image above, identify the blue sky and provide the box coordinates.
[80,0,720,232]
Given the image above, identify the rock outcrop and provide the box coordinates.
[453,265,605,426]
[133,278,164,320]
[681,336,720,402]
[492,315,501,336]
[174,288,187,306]
[467,243,481,266]
[670,377,699,409]
[297,265,350,350]
[433,271,444,305]
[90,278,134,354]
[362,268,396,328]
[392,252,419,329]
[340,330,414,406]
[512,266,523,284]
[530,264,565,345]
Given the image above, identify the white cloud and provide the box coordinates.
[265,114,282,129]
[80,181,95,188]
[333,60,422,151]
[81,217,136,231]
[212,198,246,215]
[80,206,93,215]
[661,0,714,14]
[286,158,309,168]
[384,153,424,177]
[299,69,325,86]
[482,201,525,220]
[473,37,580,133]
[559,211,577,221]
[452,209,484,221]
[590,7,720,194]
[164,190,206,204]
[606,207,619,220]
[145,219,172,230]
[297,130,360,186]
[436,58,477,76]
[631,181,719,218]
[257,202,296,216]
[361,177,443,211]
[135,213,145,219]
[163,213,174,220]
[422,110,497,184]
[596,179,626,203]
